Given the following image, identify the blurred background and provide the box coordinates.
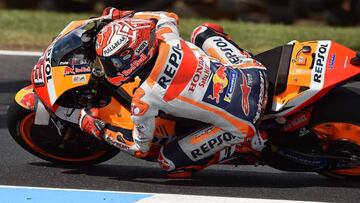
[1,0,359,52]
[1,0,360,26]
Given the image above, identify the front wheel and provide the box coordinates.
[7,101,120,165]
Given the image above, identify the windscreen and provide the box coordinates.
[51,24,90,67]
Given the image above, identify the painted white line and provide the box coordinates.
[0,185,150,203]
[0,185,322,203]
[0,185,144,194]
[137,194,319,203]
[0,50,42,57]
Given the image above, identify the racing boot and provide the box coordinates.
[158,144,237,178]
[235,130,268,164]
[157,126,241,178]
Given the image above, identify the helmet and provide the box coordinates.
[96,18,157,86]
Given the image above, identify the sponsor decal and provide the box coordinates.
[188,56,211,92]
[313,42,330,84]
[206,65,228,104]
[19,92,35,110]
[157,43,182,89]
[72,75,86,83]
[329,53,336,69]
[44,45,54,82]
[64,67,74,76]
[64,66,92,76]
[224,70,237,102]
[103,35,129,56]
[103,135,130,151]
[135,41,149,55]
[281,111,311,133]
[212,37,241,64]
[299,127,310,137]
[43,43,58,105]
[121,54,147,76]
[240,70,251,116]
[190,131,236,159]
[296,56,306,65]
[59,61,69,66]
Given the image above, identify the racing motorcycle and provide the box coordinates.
[7,17,360,179]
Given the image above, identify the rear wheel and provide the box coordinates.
[311,82,360,179]
[7,101,120,165]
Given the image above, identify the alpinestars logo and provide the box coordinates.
[240,70,251,116]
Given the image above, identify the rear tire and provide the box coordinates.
[7,101,120,166]
[311,82,360,179]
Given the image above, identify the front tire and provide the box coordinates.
[7,101,120,165]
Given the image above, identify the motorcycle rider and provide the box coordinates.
[78,7,268,177]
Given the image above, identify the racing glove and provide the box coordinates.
[78,108,105,139]
[101,7,135,20]
[78,108,148,158]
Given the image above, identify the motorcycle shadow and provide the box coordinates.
[30,162,360,189]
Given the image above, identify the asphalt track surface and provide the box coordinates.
[0,55,359,203]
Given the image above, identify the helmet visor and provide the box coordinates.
[99,48,134,78]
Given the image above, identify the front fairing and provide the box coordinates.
[31,19,98,110]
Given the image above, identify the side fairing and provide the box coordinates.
[266,40,359,118]
[32,51,91,109]
[32,19,95,109]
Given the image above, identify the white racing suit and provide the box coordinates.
[122,12,269,177]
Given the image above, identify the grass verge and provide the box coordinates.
[1,10,360,53]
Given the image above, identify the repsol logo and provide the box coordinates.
[45,46,53,82]
[158,43,182,89]
[213,37,240,64]
[190,132,236,159]
[313,43,329,83]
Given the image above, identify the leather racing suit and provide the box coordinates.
[84,9,269,177]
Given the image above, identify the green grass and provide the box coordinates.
[1,10,360,53]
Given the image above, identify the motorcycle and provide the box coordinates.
[7,17,360,179]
